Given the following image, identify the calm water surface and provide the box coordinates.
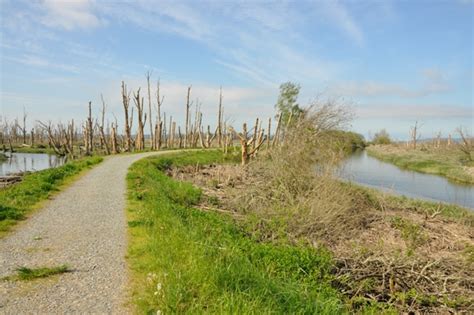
[0,152,66,176]
[339,150,473,209]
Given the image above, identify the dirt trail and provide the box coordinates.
[0,152,160,314]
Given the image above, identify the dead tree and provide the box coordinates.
[171,121,176,148]
[251,118,259,151]
[168,116,173,148]
[16,107,28,145]
[435,131,441,149]
[37,121,66,156]
[456,127,473,161]
[155,79,164,149]
[99,95,110,155]
[85,101,94,155]
[146,71,154,150]
[111,121,119,154]
[162,112,167,148]
[409,121,421,149]
[122,81,132,152]
[232,123,266,165]
[217,87,223,147]
[267,117,271,149]
[184,86,192,148]
[133,88,147,151]
[178,126,183,148]
[272,113,282,147]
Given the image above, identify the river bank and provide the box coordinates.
[367,145,474,184]
[126,150,473,314]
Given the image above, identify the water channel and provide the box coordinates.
[339,150,473,209]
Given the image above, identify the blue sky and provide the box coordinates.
[0,0,472,140]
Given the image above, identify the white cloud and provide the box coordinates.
[41,0,102,30]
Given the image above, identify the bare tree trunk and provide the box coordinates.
[267,117,271,149]
[251,118,259,151]
[111,123,118,154]
[155,79,164,149]
[86,101,93,155]
[217,87,223,147]
[168,116,173,148]
[146,71,154,150]
[410,121,421,149]
[133,89,146,151]
[171,121,176,148]
[184,86,191,148]
[30,129,35,146]
[100,95,110,155]
[22,107,27,145]
[122,81,132,152]
[272,113,282,147]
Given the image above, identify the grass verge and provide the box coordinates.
[126,150,361,314]
[0,156,103,235]
[367,145,474,184]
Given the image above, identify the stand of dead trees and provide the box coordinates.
[1,73,296,166]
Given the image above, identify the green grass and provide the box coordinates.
[0,153,7,162]
[14,265,70,280]
[126,150,356,314]
[0,156,103,235]
[367,145,474,184]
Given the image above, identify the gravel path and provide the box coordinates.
[0,152,160,314]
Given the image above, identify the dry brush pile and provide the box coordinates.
[170,102,474,313]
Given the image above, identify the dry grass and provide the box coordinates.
[170,103,474,313]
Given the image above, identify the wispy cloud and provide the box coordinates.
[319,1,365,46]
[357,103,472,119]
[5,54,79,73]
[40,0,102,30]
[330,69,452,98]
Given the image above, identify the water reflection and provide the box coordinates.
[339,150,474,210]
[0,152,66,176]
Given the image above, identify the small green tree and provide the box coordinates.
[275,82,303,125]
[372,129,391,145]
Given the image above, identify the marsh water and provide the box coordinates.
[0,152,66,176]
[339,150,474,210]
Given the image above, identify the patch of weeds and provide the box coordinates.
[206,195,220,206]
[3,265,70,281]
[390,216,428,255]
[462,244,474,264]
